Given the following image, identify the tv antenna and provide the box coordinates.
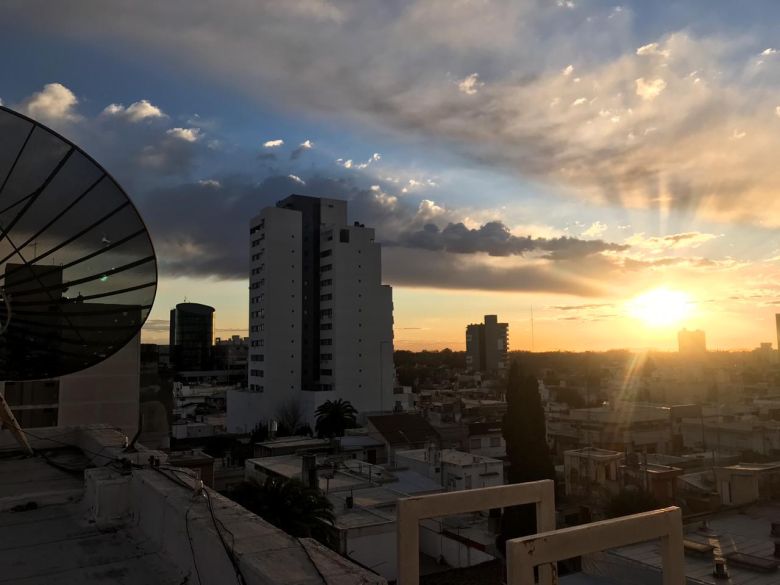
[0,106,158,454]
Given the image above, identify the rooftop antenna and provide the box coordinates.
[0,105,158,455]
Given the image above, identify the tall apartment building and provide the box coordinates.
[233,195,394,431]
[465,315,508,373]
[677,328,706,356]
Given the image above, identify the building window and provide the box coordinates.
[320,323,332,331]
[250,369,264,377]
[320,293,332,301]
[320,353,332,360]
[320,369,333,376]
[340,229,350,243]
[320,278,332,287]
[469,438,481,450]
[321,338,332,345]
[320,264,332,272]
[320,249,332,258]
[490,436,501,448]
[250,354,264,362]
[320,309,332,318]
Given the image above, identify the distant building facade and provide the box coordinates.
[169,302,214,371]
[776,314,780,357]
[678,328,706,355]
[465,315,508,373]
[232,195,394,432]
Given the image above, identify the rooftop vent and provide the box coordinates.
[713,557,729,580]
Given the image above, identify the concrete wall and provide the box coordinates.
[419,520,495,570]
[58,333,140,437]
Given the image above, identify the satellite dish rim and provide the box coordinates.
[0,104,159,378]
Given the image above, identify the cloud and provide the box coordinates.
[624,231,721,252]
[636,42,670,58]
[166,127,202,142]
[102,99,166,122]
[457,73,484,95]
[263,139,284,148]
[392,220,627,259]
[581,221,607,238]
[562,65,574,76]
[635,77,667,101]
[337,152,381,170]
[762,48,777,56]
[20,82,80,123]
[287,174,305,184]
[15,3,780,226]
[383,247,605,296]
[291,139,314,159]
[198,179,221,188]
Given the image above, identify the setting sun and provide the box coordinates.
[626,288,694,328]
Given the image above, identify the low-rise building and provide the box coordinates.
[394,447,504,491]
[715,462,780,506]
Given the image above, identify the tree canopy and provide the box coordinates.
[229,477,334,543]
[315,398,358,438]
[499,360,556,549]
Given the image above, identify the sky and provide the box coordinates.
[2,0,780,352]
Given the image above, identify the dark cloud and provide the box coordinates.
[382,247,606,296]
[135,169,631,295]
[393,221,628,259]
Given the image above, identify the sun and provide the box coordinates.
[626,288,694,328]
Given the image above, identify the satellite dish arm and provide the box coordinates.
[0,394,34,456]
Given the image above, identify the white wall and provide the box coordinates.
[244,207,302,428]
[321,224,394,416]
[58,333,140,437]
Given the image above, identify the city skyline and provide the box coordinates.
[4,1,780,352]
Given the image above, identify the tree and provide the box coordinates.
[275,398,307,436]
[229,477,334,543]
[499,360,556,550]
[315,399,357,438]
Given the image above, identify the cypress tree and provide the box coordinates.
[498,360,555,550]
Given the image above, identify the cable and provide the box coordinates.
[152,466,245,585]
[19,430,245,585]
[204,489,246,585]
[185,501,204,585]
[21,428,129,464]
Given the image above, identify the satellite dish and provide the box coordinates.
[0,106,157,452]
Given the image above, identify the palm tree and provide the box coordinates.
[315,399,357,438]
[230,477,334,542]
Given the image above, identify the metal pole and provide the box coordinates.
[0,394,33,455]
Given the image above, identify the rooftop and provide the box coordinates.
[565,447,624,460]
[0,425,385,585]
[396,448,502,467]
[368,413,440,446]
[606,504,780,585]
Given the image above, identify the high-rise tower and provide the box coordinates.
[232,195,394,431]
